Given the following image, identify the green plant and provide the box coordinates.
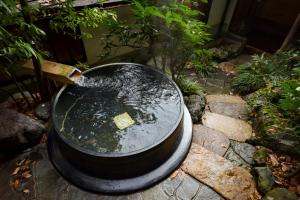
[50,0,117,38]
[190,49,216,76]
[232,51,300,94]
[278,80,300,113]
[0,0,44,67]
[0,0,116,101]
[247,80,300,136]
[102,0,210,81]
[176,76,203,95]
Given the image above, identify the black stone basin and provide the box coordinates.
[48,63,192,193]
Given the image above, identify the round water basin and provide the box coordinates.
[48,63,192,193]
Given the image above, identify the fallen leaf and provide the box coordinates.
[16,159,25,166]
[13,179,20,189]
[274,179,283,185]
[23,189,30,194]
[281,163,291,172]
[11,167,20,175]
[20,165,29,171]
[170,170,179,179]
[24,159,32,166]
[22,171,32,179]
[269,154,279,166]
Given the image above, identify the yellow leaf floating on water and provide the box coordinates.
[113,112,135,130]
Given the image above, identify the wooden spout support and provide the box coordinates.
[22,60,82,85]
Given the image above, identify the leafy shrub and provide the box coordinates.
[231,72,265,94]
[176,76,203,95]
[231,51,300,94]
[102,0,210,81]
[190,49,216,76]
[247,80,300,136]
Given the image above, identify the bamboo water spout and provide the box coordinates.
[22,60,81,85]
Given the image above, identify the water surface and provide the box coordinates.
[55,64,182,154]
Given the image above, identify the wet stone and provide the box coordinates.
[182,143,259,200]
[162,170,184,196]
[254,167,275,195]
[224,147,251,170]
[192,124,230,156]
[175,174,200,200]
[35,102,50,121]
[194,182,224,200]
[231,141,256,165]
[33,146,66,200]
[262,188,299,200]
[207,101,248,119]
[202,112,252,142]
[184,94,206,123]
[0,108,45,152]
[141,184,169,200]
[206,94,245,104]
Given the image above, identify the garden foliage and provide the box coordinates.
[0,0,116,68]
[231,51,300,94]
[102,0,210,81]
[240,51,300,156]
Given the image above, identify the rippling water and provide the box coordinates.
[55,64,182,154]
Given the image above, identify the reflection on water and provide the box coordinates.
[58,64,181,154]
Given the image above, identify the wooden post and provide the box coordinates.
[20,0,49,101]
[278,12,300,52]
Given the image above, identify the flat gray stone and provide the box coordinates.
[206,94,248,119]
[231,141,256,165]
[224,147,251,170]
[206,94,245,104]
[182,143,260,200]
[175,175,199,200]
[162,170,184,196]
[207,101,248,119]
[202,112,252,142]
[193,125,230,156]
[33,146,68,200]
[194,182,224,200]
[141,183,169,200]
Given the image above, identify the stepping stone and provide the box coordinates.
[206,94,245,104]
[194,182,224,200]
[193,125,230,156]
[181,143,260,200]
[175,174,200,200]
[206,102,248,119]
[224,147,251,170]
[231,141,256,165]
[202,112,252,142]
[206,94,248,119]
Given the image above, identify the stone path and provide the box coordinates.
[182,143,259,200]
[0,94,261,200]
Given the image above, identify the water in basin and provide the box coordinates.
[56,64,182,154]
